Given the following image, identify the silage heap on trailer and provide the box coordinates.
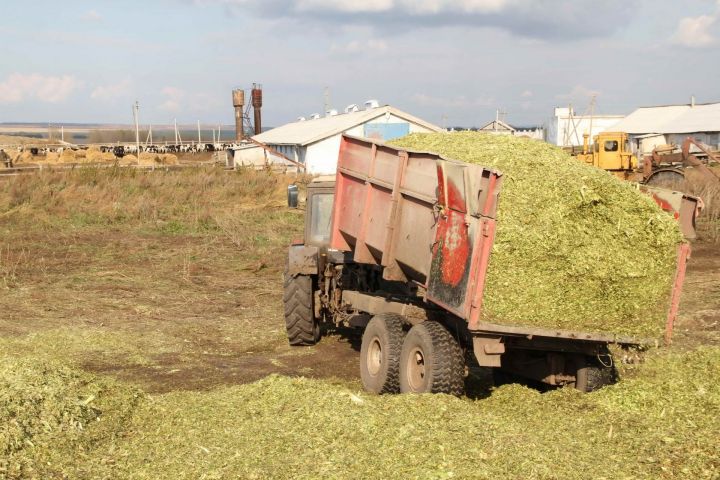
[390,132,684,340]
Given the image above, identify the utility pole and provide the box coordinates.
[197,120,201,145]
[588,94,596,141]
[324,86,331,113]
[61,126,64,143]
[133,101,140,156]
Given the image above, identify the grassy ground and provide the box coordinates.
[1,167,718,479]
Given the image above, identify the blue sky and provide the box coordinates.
[1,0,719,127]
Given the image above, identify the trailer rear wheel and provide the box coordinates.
[573,355,615,392]
[283,270,320,346]
[399,321,465,396]
[360,314,406,394]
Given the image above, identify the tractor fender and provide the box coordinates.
[287,244,319,276]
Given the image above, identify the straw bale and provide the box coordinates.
[59,149,77,163]
[158,153,178,165]
[137,152,160,165]
[14,151,33,163]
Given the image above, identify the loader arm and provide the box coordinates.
[681,137,720,183]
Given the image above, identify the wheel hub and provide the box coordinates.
[367,337,383,376]
[406,347,426,391]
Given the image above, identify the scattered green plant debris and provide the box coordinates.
[391,133,684,339]
[1,346,717,479]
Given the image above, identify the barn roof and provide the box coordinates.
[478,119,515,132]
[253,105,442,146]
[611,102,720,134]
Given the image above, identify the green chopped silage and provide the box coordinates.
[6,347,717,479]
[390,132,683,338]
[0,356,143,479]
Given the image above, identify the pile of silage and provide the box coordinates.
[390,132,683,338]
[0,356,143,478]
[49,347,719,479]
[2,346,718,478]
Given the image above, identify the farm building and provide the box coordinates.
[545,107,625,147]
[478,119,515,135]
[476,119,544,140]
[610,101,720,156]
[233,103,442,174]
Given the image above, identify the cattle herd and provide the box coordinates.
[6,142,237,158]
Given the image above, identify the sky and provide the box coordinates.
[0,0,719,128]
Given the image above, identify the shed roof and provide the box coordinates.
[478,119,515,132]
[611,102,720,134]
[253,105,442,146]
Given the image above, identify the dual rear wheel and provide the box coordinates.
[360,315,465,396]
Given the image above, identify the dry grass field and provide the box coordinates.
[0,167,360,392]
[0,167,718,478]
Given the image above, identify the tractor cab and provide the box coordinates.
[578,131,637,176]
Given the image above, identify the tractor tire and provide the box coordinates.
[573,355,615,392]
[360,314,406,394]
[399,321,465,396]
[283,269,319,346]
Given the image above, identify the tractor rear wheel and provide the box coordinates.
[360,314,406,394]
[645,169,686,191]
[399,321,465,396]
[283,268,320,346]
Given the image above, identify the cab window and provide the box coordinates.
[309,193,333,244]
[604,140,619,152]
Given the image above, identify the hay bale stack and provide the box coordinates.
[59,149,77,163]
[14,151,33,164]
[121,154,138,165]
[158,153,178,165]
[136,152,177,166]
[390,132,682,339]
[74,149,87,159]
[138,152,160,166]
[85,147,104,163]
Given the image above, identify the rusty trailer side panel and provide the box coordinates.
[330,134,503,327]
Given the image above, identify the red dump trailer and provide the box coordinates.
[284,135,689,395]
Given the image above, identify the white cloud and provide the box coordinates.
[91,79,132,101]
[297,0,393,13]
[201,0,631,40]
[672,13,717,47]
[521,89,533,98]
[331,39,388,54]
[280,0,512,14]
[555,85,600,102]
[412,93,494,108]
[0,73,81,103]
[159,86,185,112]
[81,10,103,21]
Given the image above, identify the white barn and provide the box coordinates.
[545,107,625,147]
[234,104,442,174]
[609,102,720,156]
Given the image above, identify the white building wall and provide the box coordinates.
[514,128,544,140]
[305,134,343,175]
[303,115,437,174]
[545,108,625,146]
[233,145,266,167]
[667,132,720,150]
